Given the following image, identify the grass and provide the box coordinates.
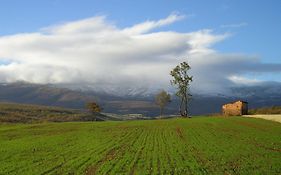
[0,117,280,174]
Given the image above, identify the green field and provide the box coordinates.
[0,117,280,174]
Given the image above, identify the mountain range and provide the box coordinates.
[0,82,280,116]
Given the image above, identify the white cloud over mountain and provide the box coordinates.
[0,14,280,94]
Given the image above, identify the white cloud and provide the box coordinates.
[123,13,185,35]
[0,14,280,95]
[229,75,262,85]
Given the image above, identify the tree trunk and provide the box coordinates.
[183,89,188,117]
[92,112,97,121]
[160,107,163,116]
[179,97,184,117]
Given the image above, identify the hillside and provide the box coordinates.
[0,82,98,109]
[249,106,281,114]
[0,103,118,123]
[0,83,160,115]
[0,117,280,174]
[1,82,281,116]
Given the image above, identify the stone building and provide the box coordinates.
[222,100,248,116]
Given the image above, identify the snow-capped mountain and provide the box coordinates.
[0,82,280,116]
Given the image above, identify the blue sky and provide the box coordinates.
[0,0,280,93]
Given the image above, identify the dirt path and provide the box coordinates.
[244,115,281,123]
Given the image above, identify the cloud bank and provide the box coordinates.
[0,14,280,94]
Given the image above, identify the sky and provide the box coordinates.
[0,0,280,94]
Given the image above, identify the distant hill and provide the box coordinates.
[0,102,118,123]
[0,82,160,116]
[0,82,98,109]
[249,106,281,114]
[0,82,281,116]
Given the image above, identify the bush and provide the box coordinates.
[249,106,281,114]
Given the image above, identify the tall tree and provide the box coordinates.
[155,90,171,116]
[170,61,193,117]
